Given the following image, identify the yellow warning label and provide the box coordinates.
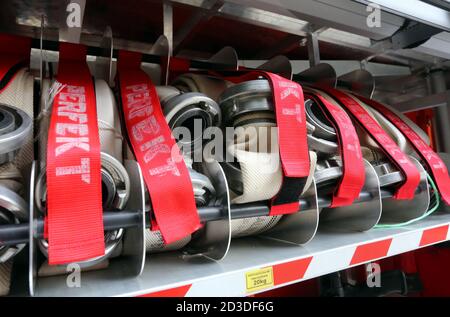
[245,267,274,293]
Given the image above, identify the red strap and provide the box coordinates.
[0,34,31,92]
[46,43,104,264]
[358,95,450,205]
[117,50,201,244]
[319,87,420,200]
[226,71,310,215]
[304,89,365,207]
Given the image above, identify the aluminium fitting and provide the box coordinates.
[304,99,339,156]
[0,104,32,164]
[156,86,221,154]
[0,184,28,263]
[35,152,130,212]
[34,152,130,266]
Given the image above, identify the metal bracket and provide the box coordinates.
[184,160,231,261]
[208,46,239,70]
[337,69,376,98]
[96,26,114,86]
[28,161,37,296]
[263,178,319,245]
[391,22,442,50]
[307,32,320,68]
[150,35,171,85]
[378,156,430,224]
[39,15,46,98]
[163,1,173,58]
[295,63,337,88]
[319,159,382,232]
[258,55,293,80]
[121,160,146,276]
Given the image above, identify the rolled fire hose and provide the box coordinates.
[141,86,220,252]
[219,79,316,237]
[0,68,34,296]
[307,87,429,192]
[303,88,391,205]
[35,79,130,269]
[172,73,232,102]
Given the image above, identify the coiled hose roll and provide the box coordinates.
[0,68,34,296]
[219,79,316,238]
[36,79,129,272]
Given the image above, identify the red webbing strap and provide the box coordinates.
[304,89,365,207]
[357,95,450,205]
[319,87,420,200]
[0,34,31,92]
[226,71,310,215]
[46,43,104,264]
[117,50,201,244]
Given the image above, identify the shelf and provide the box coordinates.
[31,212,450,297]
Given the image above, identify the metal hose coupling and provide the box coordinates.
[0,179,28,263]
[144,85,219,252]
[144,159,217,253]
[306,96,406,201]
[219,79,285,237]
[0,104,32,164]
[219,79,282,204]
[156,86,221,156]
[34,152,130,266]
[304,99,338,156]
[145,86,222,253]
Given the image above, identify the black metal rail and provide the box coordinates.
[0,189,395,247]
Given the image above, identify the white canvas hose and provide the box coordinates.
[230,150,317,238]
[0,69,34,171]
[219,79,317,238]
[350,94,430,153]
[172,73,232,102]
[36,79,128,275]
[0,68,34,296]
[308,88,428,163]
[0,260,12,297]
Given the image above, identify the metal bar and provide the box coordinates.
[163,1,174,57]
[30,38,236,71]
[0,188,399,247]
[392,90,450,113]
[307,32,320,67]
[429,69,450,152]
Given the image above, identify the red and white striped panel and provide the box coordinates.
[131,223,450,297]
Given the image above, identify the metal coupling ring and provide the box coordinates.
[0,104,32,164]
[372,161,404,188]
[219,79,275,197]
[0,185,28,263]
[35,152,130,212]
[34,153,130,266]
[219,79,274,126]
[158,87,221,153]
[304,99,338,156]
[36,228,124,268]
[314,158,343,191]
[189,167,216,207]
